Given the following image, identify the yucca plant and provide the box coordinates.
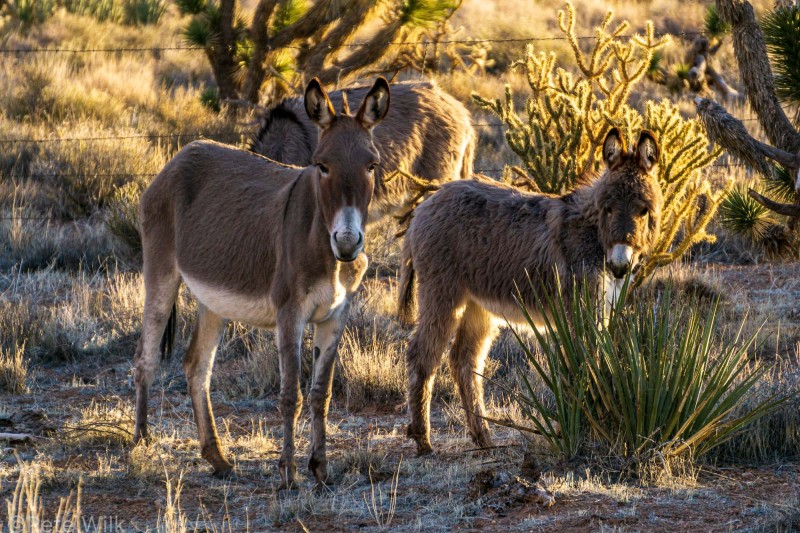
[718,184,774,242]
[501,274,789,467]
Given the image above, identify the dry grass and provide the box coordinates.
[0,341,29,394]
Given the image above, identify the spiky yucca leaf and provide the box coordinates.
[400,0,459,28]
[764,165,799,203]
[183,16,214,47]
[762,5,800,110]
[719,185,773,241]
[200,86,220,112]
[705,4,731,40]
[175,0,207,15]
[272,0,307,32]
[673,62,690,80]
[647,49,664,81]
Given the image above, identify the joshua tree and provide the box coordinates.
[176,0,460,106]
[474,2,727,281]
[695,0,800,254]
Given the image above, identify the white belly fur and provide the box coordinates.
[180,254,368,327]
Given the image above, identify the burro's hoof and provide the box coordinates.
[212,466,236,480]
[416,443,434,457]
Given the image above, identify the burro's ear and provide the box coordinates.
[356,77,391,130]
[602,127,626,169]
[635,130,660,172]
[305,77,336,130]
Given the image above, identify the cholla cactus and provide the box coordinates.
[177,0,460,106]
[695,0,800,257]
[474,2,726,281]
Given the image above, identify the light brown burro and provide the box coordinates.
[132,78,391,489]
[249,81,475,222]
[398,129,663,455]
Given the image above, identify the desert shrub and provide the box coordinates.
[4,0,57,27]
[502,277,788,470]
[337,328,408,411]
[473,2,727,282]
[62,398,133,447]
[0,341,29,394]
[64,0,167,25]
[106,180,144,254]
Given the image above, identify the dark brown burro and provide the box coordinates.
[250,81,475,222]
[133,78,391,489]
[398,128,664,455]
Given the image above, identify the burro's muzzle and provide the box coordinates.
[330,207,364,262]
[606,243,635,280]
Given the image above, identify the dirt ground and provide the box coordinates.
[1,262,799,532]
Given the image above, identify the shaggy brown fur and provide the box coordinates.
[133,78,390,490]
[249,81,475,222]
[398,129,663,455]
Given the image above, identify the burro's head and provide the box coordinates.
[596,128,663,280]
[304,77,390,262]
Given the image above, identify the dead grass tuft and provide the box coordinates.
[0,341,29,394]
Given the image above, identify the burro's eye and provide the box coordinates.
[317,163,329,176]
[368,163,377,173]
[640,206,649,217]
[604,205,613,215]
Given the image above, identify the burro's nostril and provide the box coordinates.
[356,233,363,246]
[333,231,339,243]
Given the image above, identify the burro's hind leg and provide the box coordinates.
[448,301,497,449]
[276,309,304,490]
[133,257,179,445]
[406,283,463,456]
[183,304,231,477]
[308,302,350,488]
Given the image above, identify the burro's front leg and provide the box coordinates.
[308,301,350,488]
[276,309,303,491]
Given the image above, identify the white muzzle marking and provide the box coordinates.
[330,207,364,261]
[606,244,634,279]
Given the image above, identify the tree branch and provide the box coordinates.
[243,0,280,103]
[695,97,799,175]
[715,0,800,153]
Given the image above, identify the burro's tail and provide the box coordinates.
[398,242,417,326]
[160,302,177,361]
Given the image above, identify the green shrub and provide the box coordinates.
[64,0,167,25]
[105,180,143,254]
[502,276,789,469]
[8,0,57,27]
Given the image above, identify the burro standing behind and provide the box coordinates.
[398,128,663,455]
[133,77,390,489]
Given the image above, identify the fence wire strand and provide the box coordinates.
[0,31,708,55]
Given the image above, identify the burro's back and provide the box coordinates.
[398,128,664,456]
[250,81,475,221]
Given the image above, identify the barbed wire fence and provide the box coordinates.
[0,29,762,223]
